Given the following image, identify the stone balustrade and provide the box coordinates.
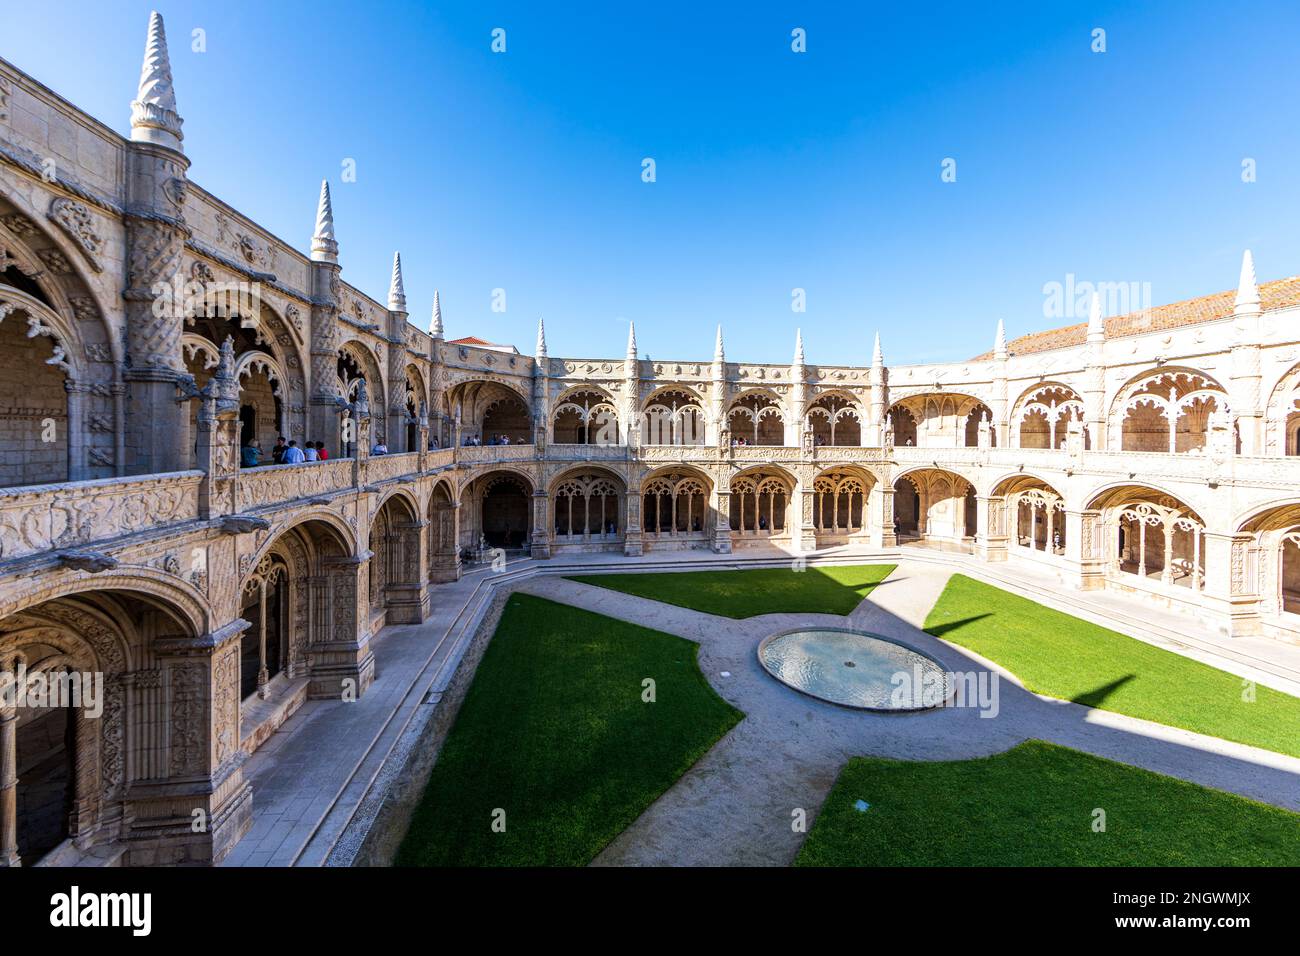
[235,459,356,512]
[0,470,203,562]
[363,451,421,485]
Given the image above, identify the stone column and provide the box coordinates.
[623,488,644,556]
[870,484,896,547]
[0,704,18,866]
[1063,509,1106,589]
[975,494,1008,561]
[385,519,430,623]
[308,554,376,699]
[123,623,252,865]
[712,490,732,553]
[1199,531,1263,636]
[428,499,462,583]
[122,161,191,475]
[530,489,551,559]
[65,380,89,481]
[309,266,344,454]
[797,486,818,552]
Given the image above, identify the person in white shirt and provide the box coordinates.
[282,440,306,464]
[304,442,319,461]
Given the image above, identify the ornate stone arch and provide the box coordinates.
[0,200,120,483]
[1263,359,1300,455]
[1109,366,1231,454]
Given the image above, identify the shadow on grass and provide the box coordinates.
[1074,674,1136,709]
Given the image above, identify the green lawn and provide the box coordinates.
[796,740,1300,866]
[924,574,1300,758]
[566,563,897,618]
[396,593,742,866]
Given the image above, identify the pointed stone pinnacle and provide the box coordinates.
[311,180,338,263]
[536,317,547,358]
[388,252,406,312]
[1235,249,1260,313]
[130,11,184,150]
[1087,292,1105,341]
[994,319,1007,355]
[793,328,805,365]
[872,331,883,366]
[627,321,637,359]
[714,324,725,362]
[430,290,444,338]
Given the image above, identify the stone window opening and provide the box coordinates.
[553,475,622,540]
[240,556,287,700]
[642,474,709,536]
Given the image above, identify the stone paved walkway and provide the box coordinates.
[514,561,1300,867]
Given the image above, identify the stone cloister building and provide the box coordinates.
[2,13,1299,867]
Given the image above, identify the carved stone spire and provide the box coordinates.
[311,180,338,264]
[215,336,239,411]
[388,252,406,312]
[429,290,444,339]
[535,317,547,359]
[793,328,805,366]
[626,320,637,359]
[1234,249,1260,315]
[872,331,883,367]
[130,11,184,151]
[714,324,725,363]
[994,319,1007,359]
[1087,292,1105,344]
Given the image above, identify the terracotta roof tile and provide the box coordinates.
[972,275,1300,360]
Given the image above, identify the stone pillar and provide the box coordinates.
[65,381,89,481]
[122,624,253,865]
[797,486,818,552]
[1201,531,1263,636]
[309,267,344,454]
[1064,509,1106,589]
[975,494,1008,561]
[0,704,18,866]
[308,554,376,699]
[712,490,732,553]
[384,519,430,624]
[122,143,192,476]
[428,499,462,583]
[623,488,644,556]
[530,489,551,559]
[870,484,896,547]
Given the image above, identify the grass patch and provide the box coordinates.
[796,740,1300,866]
[923,574,1300,757]
[395,593,742,866]
[566,563,896,618]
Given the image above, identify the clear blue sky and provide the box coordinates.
[6,1,1300,365]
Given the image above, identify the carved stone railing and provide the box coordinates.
[363,451,420,484]
[544,444,632,462]
[454,443,537,465]
[0,471,203,562]
[235,459,354,512]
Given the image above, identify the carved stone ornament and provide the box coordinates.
[47,197,105,272]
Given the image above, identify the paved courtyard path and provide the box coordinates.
[516,560,1300,866]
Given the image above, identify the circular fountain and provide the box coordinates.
[757,627,951,711]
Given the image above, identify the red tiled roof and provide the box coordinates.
[448,336,495,346]
[972,275,1300,360]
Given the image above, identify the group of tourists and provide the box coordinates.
[461,433,519,446]
[239,436,332,468]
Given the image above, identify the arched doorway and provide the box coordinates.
[895,468,974,549]
[461,472,533,550]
